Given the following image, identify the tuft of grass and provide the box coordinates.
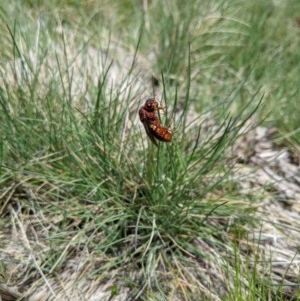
[0,1,300,300]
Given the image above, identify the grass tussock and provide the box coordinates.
[1,1,300,300]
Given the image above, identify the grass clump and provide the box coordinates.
[1,1,300,300]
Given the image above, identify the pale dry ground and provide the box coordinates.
[1,37,300,301]
[232,124,300,296]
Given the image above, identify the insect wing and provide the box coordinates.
[142,121,158,146]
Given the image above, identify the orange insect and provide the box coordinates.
[139,98,172,146]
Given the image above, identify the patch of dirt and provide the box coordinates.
[232,122,300,298]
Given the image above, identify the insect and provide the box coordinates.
[139,98,172,146]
